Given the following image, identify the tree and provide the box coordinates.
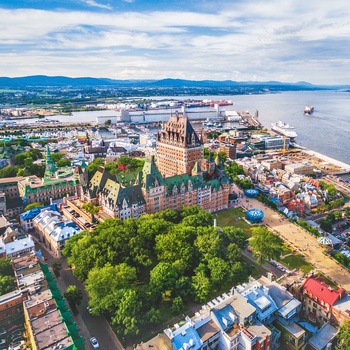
[191,271,211,303]
[249,227,284,264]
[336,321,350,350]
[87,158,104,179]
[0,276,15,295]
[226,243,243,265]
[149,262,178,297]
[194,227,223,262]
[181,210,215,227]
[221,227,248,248]
[56,159,71,167]
[207,257,231,287]
[104,119,112,125]
[112,289,142,336]
[145,307,161,325]
[0,165,20,178]
[52,261,62,277]
[171,296,184,314]
[319,219,333,233]
[51,153,64,163]
[64,285,83,307]
[24,202,42,211]
[82,202,99,222]
[155,229,195,272]
[0,258,14,276]
[345,207,350,219]
[85,263,137,314]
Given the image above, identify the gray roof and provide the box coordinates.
[308,323,338,350]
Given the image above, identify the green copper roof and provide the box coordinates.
[142,156,165,190]
[45,145,57,176]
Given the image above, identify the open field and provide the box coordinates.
[216,207,260,236]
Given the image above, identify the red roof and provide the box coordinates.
[303,276,345,306]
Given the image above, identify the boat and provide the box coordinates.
[304,106,314,115]
[271,121,298,139]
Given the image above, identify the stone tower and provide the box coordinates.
[156,115,203,177]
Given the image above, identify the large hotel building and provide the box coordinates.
[84,115,235,220]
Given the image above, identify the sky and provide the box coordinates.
[1,0,350,84]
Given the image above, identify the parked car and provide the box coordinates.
[277,264,286,272]
[270,261,277,267]
[90,337,100,349]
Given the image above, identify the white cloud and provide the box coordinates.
[1,0,350,83]
[81,0,112,10]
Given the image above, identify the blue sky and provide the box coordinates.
[1,0,350,84]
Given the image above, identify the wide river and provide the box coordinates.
[15,90,350,169]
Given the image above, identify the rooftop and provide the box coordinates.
[282,322,305,339]
[307,323,338,350]
[5,236,35,256]
[303,276,345,306]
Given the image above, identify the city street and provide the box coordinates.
[37,242,124,350]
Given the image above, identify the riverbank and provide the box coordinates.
[303,149,350,174]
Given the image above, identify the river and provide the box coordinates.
[13,90,350,167]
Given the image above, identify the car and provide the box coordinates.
[87,306,92,314]
[0,340,6,346]
[270,261,277,267]
[277,264,286,272]
[90,337,100,349]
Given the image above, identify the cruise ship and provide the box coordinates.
[271,121,298,140]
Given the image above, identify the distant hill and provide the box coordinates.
[0,75,347,90]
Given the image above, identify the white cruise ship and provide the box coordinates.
[271,121,298,140]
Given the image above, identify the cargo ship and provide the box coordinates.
[271,121,298,140]
[304,105,314,115]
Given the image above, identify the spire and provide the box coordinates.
[192,162,202,176]
[45,145,57,177]
[215,154,221,166]
[208,153,215,163]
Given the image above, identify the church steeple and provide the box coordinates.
[45,145,57,178]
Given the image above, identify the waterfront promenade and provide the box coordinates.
[237,187,350,290]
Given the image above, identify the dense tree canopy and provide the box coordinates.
[62,205,249,336]
[249,226,284,264]
[0,258,15,295]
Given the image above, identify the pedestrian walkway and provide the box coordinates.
[35,241,92,347]
[243,195,350,290]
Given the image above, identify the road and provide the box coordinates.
[37,242,124,350]
[235,185,350,290]
[242,248,287,279]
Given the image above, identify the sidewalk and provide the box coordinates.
[35,241,92,347]
[246,196,350,290]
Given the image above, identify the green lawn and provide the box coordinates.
[216,207,259,236]
[279,254,314,273]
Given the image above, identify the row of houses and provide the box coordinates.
[235,156,337,211]
[0,250,84,349]
[137,273,348,350]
